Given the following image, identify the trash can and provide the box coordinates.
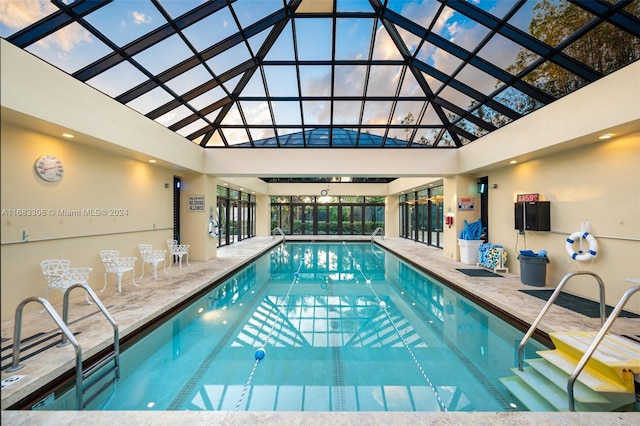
[518,255,550,286]
[459,239,483,265]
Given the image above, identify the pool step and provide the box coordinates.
[549,332,640,388]
[500,332,639,411]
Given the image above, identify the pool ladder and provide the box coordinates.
[272,227,285,242]
[516,271,640,411]
[7,283,120,410]
[371,227,384,242]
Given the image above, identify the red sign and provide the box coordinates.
[517,193,539,202]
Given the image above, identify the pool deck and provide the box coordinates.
[2,236,639,424]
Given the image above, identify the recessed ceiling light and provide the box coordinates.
[148,159,157,163]
[598,133,614,139]
[509,160,517,164]
[223,183,228,186]
[62,133,74,138]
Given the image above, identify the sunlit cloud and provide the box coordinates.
[0,0,91,53]
[156,112,176,125]
[131,11,152,25]
[0,0,53,31]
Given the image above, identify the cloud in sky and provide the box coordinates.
[131,11,152,25]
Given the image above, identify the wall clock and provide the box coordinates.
[34,155,64,182]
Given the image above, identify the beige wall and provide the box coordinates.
[484,133,640,312]
[1,124,176,319]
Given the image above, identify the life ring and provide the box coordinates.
[208,219,219,237]
[566,231,598,261]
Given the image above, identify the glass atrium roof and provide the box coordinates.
[2,0,639,148]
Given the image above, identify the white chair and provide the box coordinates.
[166,239,190,269]
[138,244,167,280]
[40,259,93,304]
[100,250,137,293]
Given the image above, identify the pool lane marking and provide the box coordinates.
[234,243,312,411]
[346,241,449,412]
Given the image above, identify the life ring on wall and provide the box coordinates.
[566,231,598,261]
[208,219,219,237]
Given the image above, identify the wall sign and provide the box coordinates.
[517,193,539,202]
[457,198,475,211]
[188,195,205,212]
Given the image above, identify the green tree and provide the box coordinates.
[400,112,415,141]
[498,0,640,111]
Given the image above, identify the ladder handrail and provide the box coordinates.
[272,227,285,242]
[7,297,83,407]
[371,227,384,242]
[8,285,120,410]
[567,285,640,411]
[60,283,119,358]
[517,271,606,371]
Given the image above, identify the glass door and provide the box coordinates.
[341,205,352,235]
[316,205,328,234]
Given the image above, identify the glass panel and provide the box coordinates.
[203,129,226,147]
[334,66,367,96]
[563,21,640,75]
[335,18,374,60]
[188,85,228,111]
[329,205,339,235]
[299,66,332,96]
[317,205,328,235]
[240,101,272,126]
[352,206,363,235]
[264,22,295,60]
[132,34,193,75]
[302,101,331,125]
[85,61,149,97]
[272,102,302,126]
[477,33,541,75]
[341,206,352,235]
[24,23,111,74]
[85,1,165,47]
[126,86,173,114]
[164,65,213,96]
[175,118,209,138]
[371,24,403,61]
[231,1,282,29]
[181,6,237,51]
[264,66,300,96]
[366,65,402,96]
[362,100,392,126]
[295,18,332,60]
[303,205,314,235]
[333,101,361,125]
[155,104,193,127]
[206,42,252,75]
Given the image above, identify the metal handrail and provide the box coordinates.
[7,297,83,408]
[8,285,120,410]
[568,285,640,411]
[272,227,285,242]
[60,284,120,369]
[517,271,606,371]
[371,227,384,242]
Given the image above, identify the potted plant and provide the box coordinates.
[458,219,484,265]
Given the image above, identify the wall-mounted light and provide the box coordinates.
[492,184,498,189]
[164,183,170,189]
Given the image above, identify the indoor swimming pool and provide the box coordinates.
[45,241,547,412]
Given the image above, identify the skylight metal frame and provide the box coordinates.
[3,0,639,148]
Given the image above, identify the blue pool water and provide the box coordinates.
[47,242,546,411]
